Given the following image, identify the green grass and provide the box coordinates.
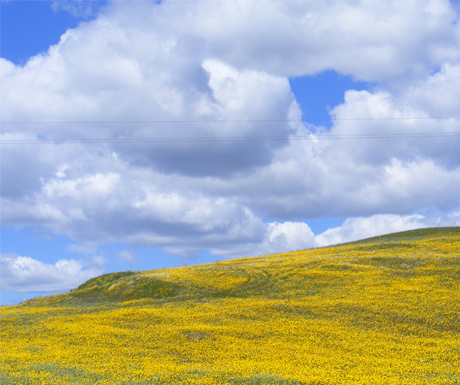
[351,226,460,244]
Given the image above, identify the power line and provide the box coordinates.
[1,116,460,124]
[1,132,460,145]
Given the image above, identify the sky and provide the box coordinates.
[1,0,460,306]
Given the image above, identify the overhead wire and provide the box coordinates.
[1,116,459,144]
[1,132,460,144]
[1,116,459,124]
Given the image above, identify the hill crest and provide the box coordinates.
[21,226,460,307]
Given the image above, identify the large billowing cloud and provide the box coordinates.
[190,0,460,81]
[1,0,460,286]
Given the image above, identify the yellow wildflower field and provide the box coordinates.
[1,228,459,384]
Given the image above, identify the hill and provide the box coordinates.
[1,227,459,384]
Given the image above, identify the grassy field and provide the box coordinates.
[1,227,459,384]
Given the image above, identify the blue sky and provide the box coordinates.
[1,1,82,65]
[1,0,460,306]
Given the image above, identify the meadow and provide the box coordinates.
[1,228,459,384]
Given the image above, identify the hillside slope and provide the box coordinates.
[1,227,460,384]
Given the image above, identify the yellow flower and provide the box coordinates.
[1,229,459,384]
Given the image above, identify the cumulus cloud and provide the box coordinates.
[0,253,104,292]
[1,0,460,274]
[315,214,428,246]
[213,211,460,258]
[328,64,460,168]
[189,0,460,81]
[1,22,295,176]
[315,212,460,246]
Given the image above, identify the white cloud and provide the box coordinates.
[188,0,460,81]
[210,211,460,258]
[447,211,460,226]
[314,212,460,246]
[0,253,104,292]
[328,64,460,168]
[401,63,460,116]
[315,214,428,246]
[260,221,316,254]
[1,22,295,176]
[1,0,460,270]
[210,221,316,259]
